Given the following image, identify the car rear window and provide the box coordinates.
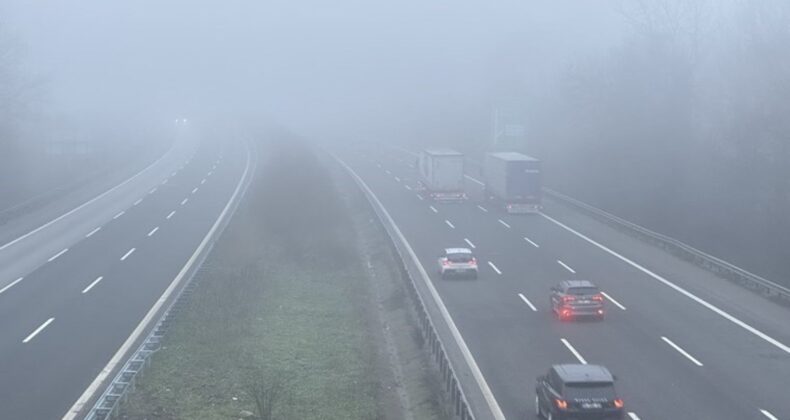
[563,382,616,399]
[566,287,599,296]
[447,254,473,262]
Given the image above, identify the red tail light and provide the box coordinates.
[593,294,604,302]
[470,258,477,266]
[614,398,624,409]
[555,399,568,410]
[442,259,451,266]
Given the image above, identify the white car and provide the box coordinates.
[438,248,478,279]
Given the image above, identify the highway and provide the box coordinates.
[0,130,250,419]
[337,144,790,420]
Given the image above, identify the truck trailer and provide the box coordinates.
[418,149,467,201]
[484,152,542,213]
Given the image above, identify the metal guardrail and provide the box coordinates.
[543,188,790,306]
[338,157,478,420]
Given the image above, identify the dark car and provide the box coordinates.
[550,280,605,320]
[535,364,624,419]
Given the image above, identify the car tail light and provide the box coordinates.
[555,399,568,410]
[470,258,477,266]
[593,294,604,302]
[614,399,624,409]
[561,309,571,319]
[442,259,451,266]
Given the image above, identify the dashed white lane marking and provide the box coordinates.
[0,277,23,295]
[149,187,157,194]
[487,261,502,275]
[180,198,189,206]
[523,236,540,248]
[120,248,136,261]
[498,219,511,228]
[464,238,476,249]
[601,291,627,310]
[23,318,55,343]
[147,227,159,237]
[376,163,382,168]
[394,176,401,182]
[133,198,143,206]
[113,211,125,220]
[445,220,456,229]
[429,206,438,213]
[166,210,176,219]
[518,293,537,311]
[191,187,199,194]
[405,185,412,191]
[561,338,587,364]
[385,169,392,175]
[201,179,207,185]
[557,260,576,274]
[465,175,485,186]
[476,205,488,212]
[417,194,424,200]
[628,413,641,420]
[661,336,703,366]
[207,171,213,176]
[82,276,103,294]
[171,171,177,177]
[161,179,168,185]
[541,212,790,355]
[48,248,69,262]
[760,409,779,420]
[85,227,102,238]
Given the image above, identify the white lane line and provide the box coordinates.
[0,277,24,295]
[376,163,382,168]
[112,211,125,220]
[191,187,199,194]
[81,276,104,294]
[661,336,703,366]
[48,248,69,262]
[601,291,627,310]
[171,171,177,177]
[23,318,55,343]
[166,210,176,219]
[445,220,456,229]
[201,178,207,185]
[394,176,401,182]
[332,154,505,420]
[487,261,502,275]
[133,198,143,206]
[161,178,168,185]
[628,413,641,420]
[405,185,412,191]
[498,219,511,228]
[180,198,189,206]
[541,212,790,355]
[120,248,136,261]
[417,194,424,200]
[523,236,540,248]
[561,338,587,364]
[518,293,538,311]
[760,409,779,420]
[557,260,576,274]
[464,238,476,249]
[385,169,392,175]
[429,206,438,213]
[207,171,213,176]
[85,226,102,238]
[465,174,485,186]
[147,227,159,237]
[149,187,157,194]
[476,205,488,212]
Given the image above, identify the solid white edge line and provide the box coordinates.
[0,146,173,252]
[627,413,641,420]
[498,219,511,228]
[63,141,253,419]
[487,261,502,275]
[557,260,576,274]
[464,238,476,249]
[465,174,485,186]
[541,212,790,355]
[429,206,438,213]
[112,211,125,220]
[23,317,55,343]
[120,248,136,261]
[85,227,102,238]
[166,210,176,219]
[445,220,456,229]
[0,277,23,295]
[48,248,69,262]
[332,154,506,420]
[518,293,537,311]
[147,227,159,237]
[661,336,704,366]
[601,291,627,310]
[476,205,488,212]
[760,409,779,420]
[82,276,104,294]
[560,338,587,364]
[524,236,540,248]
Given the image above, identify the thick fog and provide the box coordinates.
[2,0,790,282]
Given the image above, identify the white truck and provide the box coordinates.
[417,149,467,201]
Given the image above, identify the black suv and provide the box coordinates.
[535,364,624,419]
[550,280,605,320]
